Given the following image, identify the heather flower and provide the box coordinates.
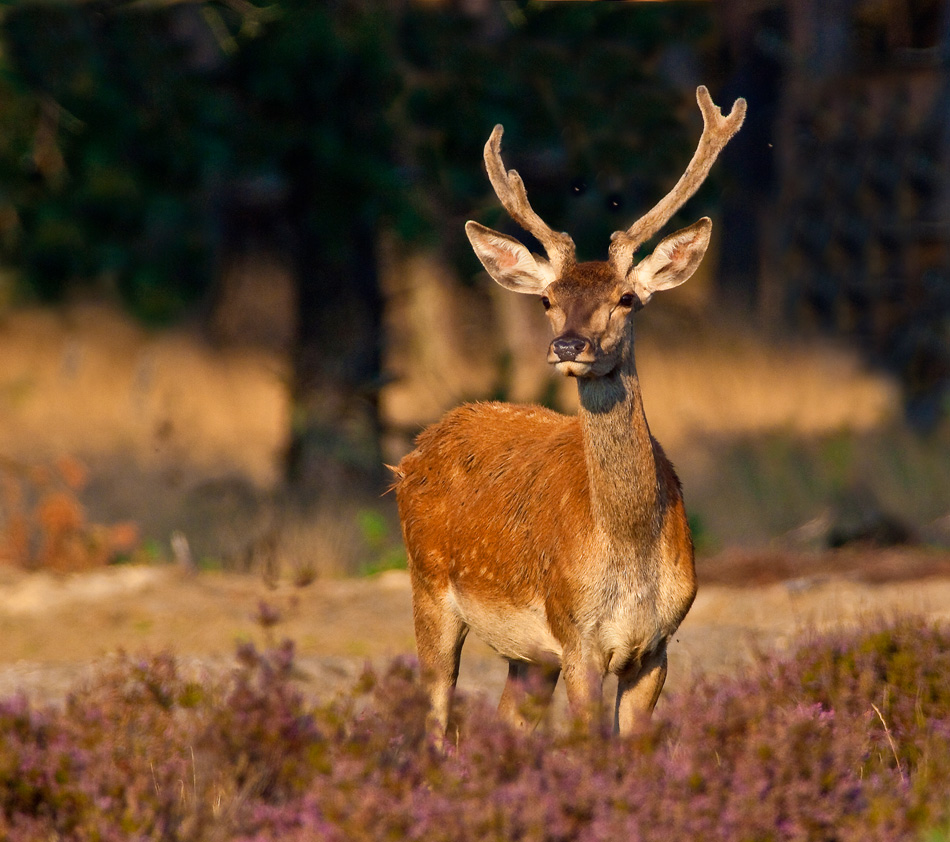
[0,620,948,840]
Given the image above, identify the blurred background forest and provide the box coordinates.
[0,0,949,578]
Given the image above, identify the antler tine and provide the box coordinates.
[484,125,576,277]
[609,86,746,275]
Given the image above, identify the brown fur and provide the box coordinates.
[395,91,742,735]
[393,272,698,733]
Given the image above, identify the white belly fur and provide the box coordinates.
[447,586,563,662]
[447,582,673,673]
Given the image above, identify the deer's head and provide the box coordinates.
[466,86,746,378]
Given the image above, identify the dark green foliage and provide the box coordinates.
[0,0,403,322]
[3,4,220,319]
[0,2,719,487]
[0,1,716,318]
[395,3,717,267]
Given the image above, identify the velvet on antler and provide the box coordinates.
[608,86,746,278]
[482,124,577,279]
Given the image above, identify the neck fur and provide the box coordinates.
[576,329,660,541]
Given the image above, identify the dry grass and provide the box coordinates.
[0,303,288,486]
[380,262,922,551]
[0,303,290,566]
[381,256,898,450]
[0,287,944,569]
[634,306,897,449]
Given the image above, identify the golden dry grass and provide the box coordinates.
[381,253,898,450]
[0,303,288,486]
[0,286,945,565]
[635,307,898,449]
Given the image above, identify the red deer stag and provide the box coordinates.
[393,86,745,735]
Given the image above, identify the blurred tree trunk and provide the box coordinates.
[284,214,386,498]
[208,179,299,353]
[207,178,386,498]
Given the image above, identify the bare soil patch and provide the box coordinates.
[699,545,950,586]
[2,551,948,713]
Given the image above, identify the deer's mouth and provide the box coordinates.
[553,360,593,377]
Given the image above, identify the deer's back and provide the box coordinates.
[394,402,591,604]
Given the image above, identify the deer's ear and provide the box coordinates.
[632,217,712,303]
[465,221,556,294]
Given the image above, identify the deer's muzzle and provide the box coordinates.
[550,334,589,362]
[549,333,595,377]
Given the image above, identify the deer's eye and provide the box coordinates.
[618,293,636,308]
[540,296,551,311]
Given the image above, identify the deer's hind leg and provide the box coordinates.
[497,660,560,730]
[409,572,469,735]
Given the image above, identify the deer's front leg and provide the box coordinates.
[409,573,469,735]
[614,644,668,735]
[561,647,605,731]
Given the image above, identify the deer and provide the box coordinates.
[392,86,746,736]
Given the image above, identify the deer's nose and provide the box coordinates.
[551,334,589,362]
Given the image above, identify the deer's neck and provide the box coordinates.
[576,343,661,541]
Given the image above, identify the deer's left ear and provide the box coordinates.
[632,217,712,303]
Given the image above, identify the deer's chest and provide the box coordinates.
[587,543,694,672]
[591,581,671,673]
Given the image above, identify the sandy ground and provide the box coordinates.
[2,554,949,715]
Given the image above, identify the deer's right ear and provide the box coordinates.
[465,221,555,294]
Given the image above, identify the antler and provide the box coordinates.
[484,125,576,278]
[609,86,746,276]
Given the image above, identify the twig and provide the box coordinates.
[871,702,906,784]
